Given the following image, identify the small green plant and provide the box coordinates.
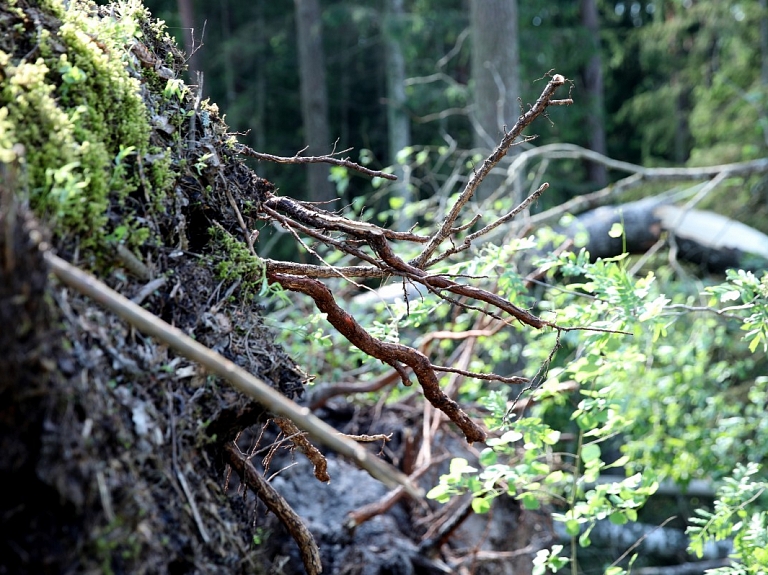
[163,78,187,102]
[252,526,271,546]
[210,226,290,305]
[193,152,215,175]
[687,463,768,573]
[706,269,768,353]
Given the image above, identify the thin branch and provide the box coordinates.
[45,252,423,497]
[345,458,441,529]
[466,182,549,242]
[431,364,528,384]
[263,259,387,279]
[238,144,397,180]
[664,302,754,321]
[435,27,470,69]
[273,416,330,482]
[420,325,504,344]
[413,107,470,124]
[480,145,768,241]
[425,182,550,267]
[365,231,547,329]
[309,370,401,410]
[609,515,678,570]
[411,73,569,269]
[632,559,731,575]
[419,495,475,552]
[507,143,768,182]
[260,203,383,267]
[342,433,392,443]
[451,213,482,233]
[263,189,554,329]
[264,195,428,242]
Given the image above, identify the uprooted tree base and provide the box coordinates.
[0,3,304,573]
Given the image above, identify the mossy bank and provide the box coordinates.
[0,1,306,573]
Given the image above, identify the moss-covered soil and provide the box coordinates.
[0,1,307,573]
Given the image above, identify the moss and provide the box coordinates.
[211,226,266,300]
[0,0,177,265]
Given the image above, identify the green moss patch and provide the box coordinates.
[0,0,172,263]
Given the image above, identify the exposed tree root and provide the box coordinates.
[225,443,323,575]
[270,272,488,443]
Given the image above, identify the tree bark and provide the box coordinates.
[760,0,768,86]
[294,0,336,207]
[175,0,200,74]
[469,0,521,200]
[384,0,413,230]
[580,0,608,186]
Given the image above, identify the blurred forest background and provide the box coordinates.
[143,0,768,247]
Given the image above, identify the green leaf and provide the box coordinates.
[496,429,523,444]
[609,511,628,525]
[581,443,602,464]
[426,484,451,502]
[521,493,541,510]
[720,289,741,302]
[576,412,597,430]
[472,497,491,514]
[479,448,497,466]
[565,519,581,536]
[579,527,593,548]
[542,429,561,445]
[605,455,630,469]
[449,458,477,475]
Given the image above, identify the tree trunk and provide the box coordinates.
[384,0,413,230]
[176,0,200,74]
[469,0,521,201]
[579,0,608,187]
[760,0,768,86]
[294,0,336,207]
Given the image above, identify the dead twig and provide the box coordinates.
[344,458,441,529]
[364,232,546,329]
[425,182,550,267]
[309,321,512,410]
[419,494,475,552]
[309,370,401,410]
[431,364,527,385]
[264,195,428,243]
[412,74,569,269]
[238,144,397,181]
[262,259,387,279]
[342,433,393,443]
[273,417,330,483]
